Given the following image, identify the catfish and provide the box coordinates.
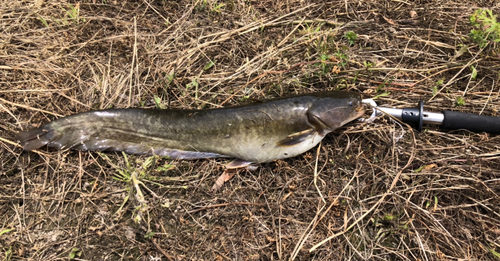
[18,91,364,169]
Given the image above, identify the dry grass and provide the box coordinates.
[1,0,500,260]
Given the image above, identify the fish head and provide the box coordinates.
[307,91,365,133]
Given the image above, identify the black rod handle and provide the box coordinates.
[442,110,500,134]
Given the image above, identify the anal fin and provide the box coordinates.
[225,159,253,169]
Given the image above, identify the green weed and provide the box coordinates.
[372,92,390,99]
[469,9,500,48]
[376,77,394,92]
[300,23,323,35]
[108,153,156,223]
[470,65,478,80]
[38,15,49,27]
[3,247,12,261]
[68,248,81,259]
[64,3,85,24]
[194,0,225,14]
[153,95,164,109]
[186,78,199,100]
[0,228,13,236]
[383,213,395,222]
[334,50,349,67]
[318,54,330,74]
[104,152,186,223]
[204,60,215,70]
[162,72,175,95]
[455,96,465,106]
[343,31,357,46]
[144,231,156,239]
[212,3,225,13]
[195,0,207,12]
[489,247,500,259]
[432,78,444,96]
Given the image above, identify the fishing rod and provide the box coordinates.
[362,99,500,134]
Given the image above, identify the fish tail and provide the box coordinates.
[16,109,228,159]
[17,115,91,151]
[17,110,140,152]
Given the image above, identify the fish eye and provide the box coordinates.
[348,101,354,107]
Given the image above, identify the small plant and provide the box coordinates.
[3,246,12,260]
[162,72,175,93]
[470,65,478,80]
[383,213,395,222]
[0,228,13,238]
[489,248,500,259]
[144,231,156,239]
[343,31,358,46]
[165,73,174,84]
[64,3,85,24]
[195,0,207,12]
[455,96,466,106]
[153,95,164,109]
[38,15,49,27]
[69,247,81,259]
[431,86,438,96]
[212,3,225,13]
[203,60,215,70]
[469,9,500,48]
[318,54,331,74]
[186,78,199,100]
[432,78,444,96]
[194,0,225,14]
[300,23,323,36]
[334,50,349,67]
[376,77,394,92]
[109,153,157,223]
[186,78,198,90]
[104,153,185,223]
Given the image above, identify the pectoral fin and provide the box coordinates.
[276,129,317,147]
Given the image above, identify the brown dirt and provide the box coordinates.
[1,0,500,260]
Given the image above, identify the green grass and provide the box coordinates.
[64,3,85,24]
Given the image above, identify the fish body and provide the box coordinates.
[17,91,364,165]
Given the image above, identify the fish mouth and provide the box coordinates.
[352,104,366,118]
[341,104,366,126]
[355,106,366,117]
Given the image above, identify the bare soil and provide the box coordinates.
[1,0,500,260]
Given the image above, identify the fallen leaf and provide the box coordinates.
[331,65,340,74]
[212,170,236,191]
[383,16,397,25]
[414,164,438,173]
[329,56,339,62]
[422,164,438,171]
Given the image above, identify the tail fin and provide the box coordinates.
[16,110,136,152]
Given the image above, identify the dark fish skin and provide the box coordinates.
[17,91,364,164]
